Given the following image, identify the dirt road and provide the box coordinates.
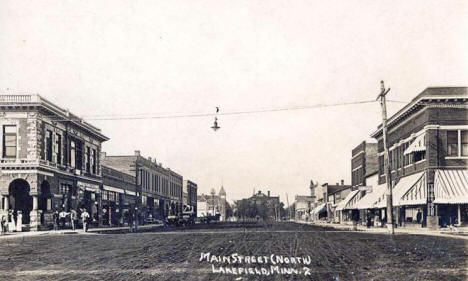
[0,222,466,281]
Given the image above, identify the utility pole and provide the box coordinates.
[376,80,394,235]
[285,193,291,221]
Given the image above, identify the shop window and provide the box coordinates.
[102,191,108,201]
[2,125,17,158]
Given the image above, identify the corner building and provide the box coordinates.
[0,94,108,230]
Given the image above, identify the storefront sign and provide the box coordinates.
[77,181,100,192]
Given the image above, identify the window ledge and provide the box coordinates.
[414,159,426,164]
[445,156,468,160]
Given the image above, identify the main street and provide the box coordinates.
[0,222,466,281]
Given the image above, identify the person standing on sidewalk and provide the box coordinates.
[53,210,59,231]
[59,210,68,229]
[81,209,90,232]
[70,209,78,230]
[0,214,6,235]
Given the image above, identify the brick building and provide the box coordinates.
[183,180,197,213]
[351,140,378,188]
[369,87,468,229]
[237,190,281,221]
[102,151,184,219]
[101,164,137,225]
[0,94,108,230]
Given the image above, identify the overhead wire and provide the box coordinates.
[41,99,408,123]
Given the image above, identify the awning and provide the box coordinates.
[103,185,126,194]
[434,169,468,204]
[346,190,365,210]
[124,190,137,196]
[336,190,359,211]
[355,184,387,209]
[404,134,426,155]
[397,172,426,206]
[311,203,326,215]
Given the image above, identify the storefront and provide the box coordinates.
[434,169,468,227]
[335,190,362,224]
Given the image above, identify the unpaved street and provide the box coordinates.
[0,222,466,281]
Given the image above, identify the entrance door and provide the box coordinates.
[8,179,33,224]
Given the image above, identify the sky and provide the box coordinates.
[1,1,467,204]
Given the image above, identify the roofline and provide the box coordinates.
[0,93,109,141]
[371,87,468,138]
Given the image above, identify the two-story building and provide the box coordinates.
[294,195,314,222]
[351,140,379,188]
[101,163,137,226]
[102,151,184,219]
[183,180,197,213]
[0,94,109,230]
[370,87,468,229]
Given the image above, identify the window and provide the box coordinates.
[92,149,96,174]
[414,151,426,162]
[46,130,53,161]
[75,140,83,169]
[56,134,62,164]
[447,130,468,157]
[447,131,458,157]
[85,146,91,173]
[462,131,468,156]
[2,125,17,158]
[70,140,76,168]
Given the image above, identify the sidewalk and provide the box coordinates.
[296,220,468,240]
[0,223,164,239]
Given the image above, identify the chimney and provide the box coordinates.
[268,190,270,197]
[134,150,140,157]
[341,180,344,185]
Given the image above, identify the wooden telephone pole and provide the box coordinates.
[377,81,395,235]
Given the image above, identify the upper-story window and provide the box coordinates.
[92,149,96,174]
[447,130,468,157]
[75,140,83,170]
[46,130,53,162]
[56,134,62,165]
[447,131,458,157]
[70,140,76,168]
[2,125,17,158]
[85,146,91,173]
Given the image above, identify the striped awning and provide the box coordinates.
[355,184,387,210]
[434,169,468,204]
[311,203,326,215]
[398,172,426,206]
[336,190,360,211]
[404,133,426,155]
[392,172,426,206]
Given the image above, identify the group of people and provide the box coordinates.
[0,210,23,234]
[52,208,91,232]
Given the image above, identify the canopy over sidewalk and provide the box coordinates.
[434,169,468,204]
[336,190,360,211]
[355,184,386,210]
